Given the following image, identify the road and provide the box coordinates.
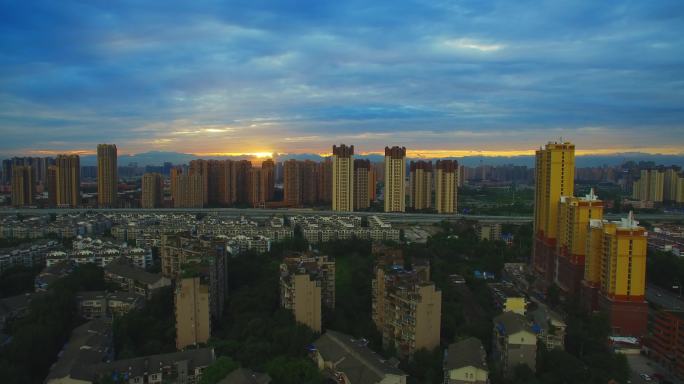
[646,284,684,311]
[1,207,682,224]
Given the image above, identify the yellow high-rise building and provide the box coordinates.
[409,161,432,210]
[97,144,117,208]
[583,212,648,336]
[532,141,575,282]
[435,160,458,214]
[384,146,406,212]
[332,144,354,212]
[11,165,34,207]
[555,189,603,294]
[141,173,163,208]
[175,277,211,350]
[55,154,81,208]
[353,159,371,210]
[677,174,684,203]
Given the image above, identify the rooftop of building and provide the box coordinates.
[104,257,164,285]
[313,330,405,383]
[44,319,112,382]
[88,348,214,380]
[494,311,533,336]
[445,337,487,371]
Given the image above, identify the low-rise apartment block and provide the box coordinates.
[444,337,489,384]
[492,312,537,375]
[312,330,407,384]
[104,258,171,298]
[280,254,336,333]
[76,291,143,319]
[372,261,441,358]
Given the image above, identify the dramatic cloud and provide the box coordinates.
[0,0,683,156]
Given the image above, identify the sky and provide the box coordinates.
[1,0,683,158]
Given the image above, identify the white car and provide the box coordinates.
[640,373,652,381]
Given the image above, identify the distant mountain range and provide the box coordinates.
[79,151,684,168]
[14,150,684,168]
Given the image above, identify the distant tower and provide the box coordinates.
[55,154,81,207]
[141,173,163,208]
[409,161,432,210]
[435,160,458,214]
[11,165,34,207]
[332,144,354,212]
[353,159,371,210]
[384,146,406,212]
[97,144,118,208]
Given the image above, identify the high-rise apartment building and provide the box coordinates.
[372,260,441,358]
[409,160,432,210]
[555,189,603,295]
[353,159,371,210]
[167,235,228,349]
[232,160,252,204]
[532,142,575,283]
[283,159,301,207]
[457,164,466,187]
[632,168,665,202]
[301,160,319,206]
[435,160,458,214]
[369,165,377,202]
[175,276,211,350]
[332,144,354,212]
[11,165,34,207]
[97,144,118,208]
[260,159,275,203]
[318,157,333,204]
[384,146,406,212]
[189,159,209,205]
[582,212,648,336]
[55,154,81,207]
[170,167,182,205]
[175,174,204,208]
[247,164,275,208]
[207,160,232,206]
[280,254,335,333]
[141,173,163,208]
[664,167,681,202]
[47,165,57,207]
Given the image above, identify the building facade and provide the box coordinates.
[332,144,354,212]
[55,154,81,207]
[384,146,406,212]
[372,262,441,358]
[354,159,371,211]
[141,172,163,208]
[583,213,648,336]
[11,165,34,207]
[279,254,335,333]
[532,141,575,284]
[409,161,432,210]
[97,144,118,208]
[555,189,604,295]
[435,160,458,214]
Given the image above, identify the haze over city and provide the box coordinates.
[1,1,683,157]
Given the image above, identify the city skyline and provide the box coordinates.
[1,1,683,157]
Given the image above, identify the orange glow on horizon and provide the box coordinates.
[23,146,684,158]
